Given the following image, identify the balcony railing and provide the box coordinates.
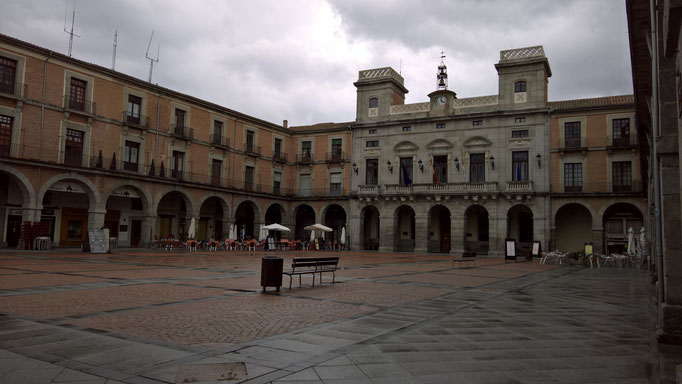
[245,143,261,156]
[358,184,381,195]
[273,151,287,163]
[607,135,636,148]
[553,182,643,194]
[383,182,499,195]
[326,151,346,163]
[122,111,150,129]
[559,137,586,149]
[210,134,230,148]
[297,152,313,164]
[122,161,139,172]
[64,95,96,115]
[171,124,194,140]
[506,180,534,192]
[296,187,347,198]
[0,81,27,98]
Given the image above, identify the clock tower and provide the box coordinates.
[429,52,456,110]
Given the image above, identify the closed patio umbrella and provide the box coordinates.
[228,224,235,240]
[340,227,346,245]
[627,227,636,256]
[188,217,196,239]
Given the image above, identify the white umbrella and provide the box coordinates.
[340,227,346,245]
[188,217,196,239]
[304,223,333,232]
[263,223,291,231]
[627,227,635,256]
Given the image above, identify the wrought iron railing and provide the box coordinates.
[245,143,261,155]
[0,81,27,98]
[210,134,230,148]
[170,124,194,140]
[326,150,346,162]
[122,111,150,128]
[64,95,96,114]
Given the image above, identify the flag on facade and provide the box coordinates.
[401,159,412,186]
[430,156,438,184]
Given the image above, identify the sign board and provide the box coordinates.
[88,228,110,254]
[8,209,23,216]
[532,241,541,257]
[505,238,517,261]
[584,242,593,256]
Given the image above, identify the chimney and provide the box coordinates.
[283,120,288,129]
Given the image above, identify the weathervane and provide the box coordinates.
[145,30,160,83]
[63,0,80,57]
[437,51,448,90]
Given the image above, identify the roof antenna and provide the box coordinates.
[111,29,117,70]
[145,30,160,83]
[63,0,81,57]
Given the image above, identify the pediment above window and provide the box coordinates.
[463,136,492,147]
[394,141,419,152]
[426,138,453,150]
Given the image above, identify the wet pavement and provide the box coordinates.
[0,249,649,383]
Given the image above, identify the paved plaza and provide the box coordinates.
[0,249,649,383]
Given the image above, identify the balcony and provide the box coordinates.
[382,182,499,195]
[171,124,194,140]
[245,143,261,156]
[326,151,346,163]
[0,81,27,98]
[607,135,637,149]
[64,95,96,115]
[273,151,287,163]
[122,111,150,129]
[506,180,534,193]
[296,152,313,164]
[122,161,139,172]
[559,137,586,151]
[358,184,381,196]
[210,134,230,148]
[553,182,643,194]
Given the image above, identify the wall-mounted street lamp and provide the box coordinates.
[536,153,542,169]
[387,160,393,173]
[489,155,495,170]
[66,184,73,193]
[352,162,358,174]
[454,157,459,171]
[418,159,424,172]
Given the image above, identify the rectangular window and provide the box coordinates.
[211,159,222,186]
[330,172,342,196]
[0,56,17,95]
[366,140,379,148]
[299,173,311,196]
[512,151,529,181]
[246,130,255,153]
[399,157,413,186]
[174,109,186,138]
[123,141,139,172]
[245,166,254,191]
[472,120,483,126]
[564,163,582,192]
[512,130,529,138]
[564,122,581,147]
[331,138,343,161]
[127,95,142,124]
[274,138,282,156]
[172,150,184,180]
[69,78,87,111]
[368,129,377,134]
[64,128,84,167]
[433,155,447,183]
[515,117,526,123]
[402,126,411,132]
[0,115,13,157]
[470,153,485,182]
[301,140,312,162]
[612,161,632,192]
[436,123,445,129]
[612,118,631,147]
[365,158,378,185]
[273,171,282,195]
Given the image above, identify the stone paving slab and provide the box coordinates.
[383,272,503,287]
[0,273,110,290]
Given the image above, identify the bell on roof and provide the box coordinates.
[436,51,448,90]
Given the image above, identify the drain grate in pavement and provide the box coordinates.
[175,362,247,383]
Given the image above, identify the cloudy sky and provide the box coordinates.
[1,0,632,126]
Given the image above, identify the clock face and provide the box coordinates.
[437,95,447,105]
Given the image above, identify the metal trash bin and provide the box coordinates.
[261,256,283,293]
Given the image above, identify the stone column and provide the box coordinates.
[592,227,604,254]
[221,219,233,239]
[140,215,154,247]
[489,209,506,257]
[451,215,465,255]
[414,213,428,253]
[533,216,546,251]
[349,215,361,251]
[87,208,106,230]
[378,214,394,253]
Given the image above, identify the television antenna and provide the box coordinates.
[63,0,81,57]
[111,30,117,70]
[145,30,160,83]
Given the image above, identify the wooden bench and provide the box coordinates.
[453,251,477,269]
[282,257,339,289]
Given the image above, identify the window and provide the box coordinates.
[512,151,529,181]
[514,81,527,93]
[368,129,377,134]
[174,109,186,137]
[612,161,632,192]
[299,173,311,196]
[368,97,379,108]
[126,95,142,124]
[274,138,282,159]
[0,56,17,95]
[366,140,379,148]
[399,157,413,186]
[64,128,84,167]
[515,117,526,123]
[245,166,254,191]
[436,123,445,129]
[172,151,184,180]
[301,140,312,162]
[0,115,13,157]
[123,141,139,172]
[69,78,87,111]
[212,120,224,146]
[211,159,222,186]
[564,122,581,148]
[612,118,631,147]
[331,138,342,161]
[512,130,529,138]
[470,154,485,182]
[564,163,582,192]
[273,171,282,195]
[366,158,378,185]
[402,126,412,132]
[246,130,255,153]
[472,120,482,126]
[433,155,447,183]
[330,172,342,196]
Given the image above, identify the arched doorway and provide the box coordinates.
[508,204,533,250]
[361,205,380,250]
[294,204,315,241]
[428,205,450,253]
[603,202,643,254]
[42,180,93,247]
[156,191,191,240]
[464,205,489,254]
[0,170,35,247]
[265,203,286,240]
[105,186,147,247]
[395,205,415,252]
[555,203,592,253]
[323,204,347,242]
[199,197,227,241]
[234,201,258,240]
